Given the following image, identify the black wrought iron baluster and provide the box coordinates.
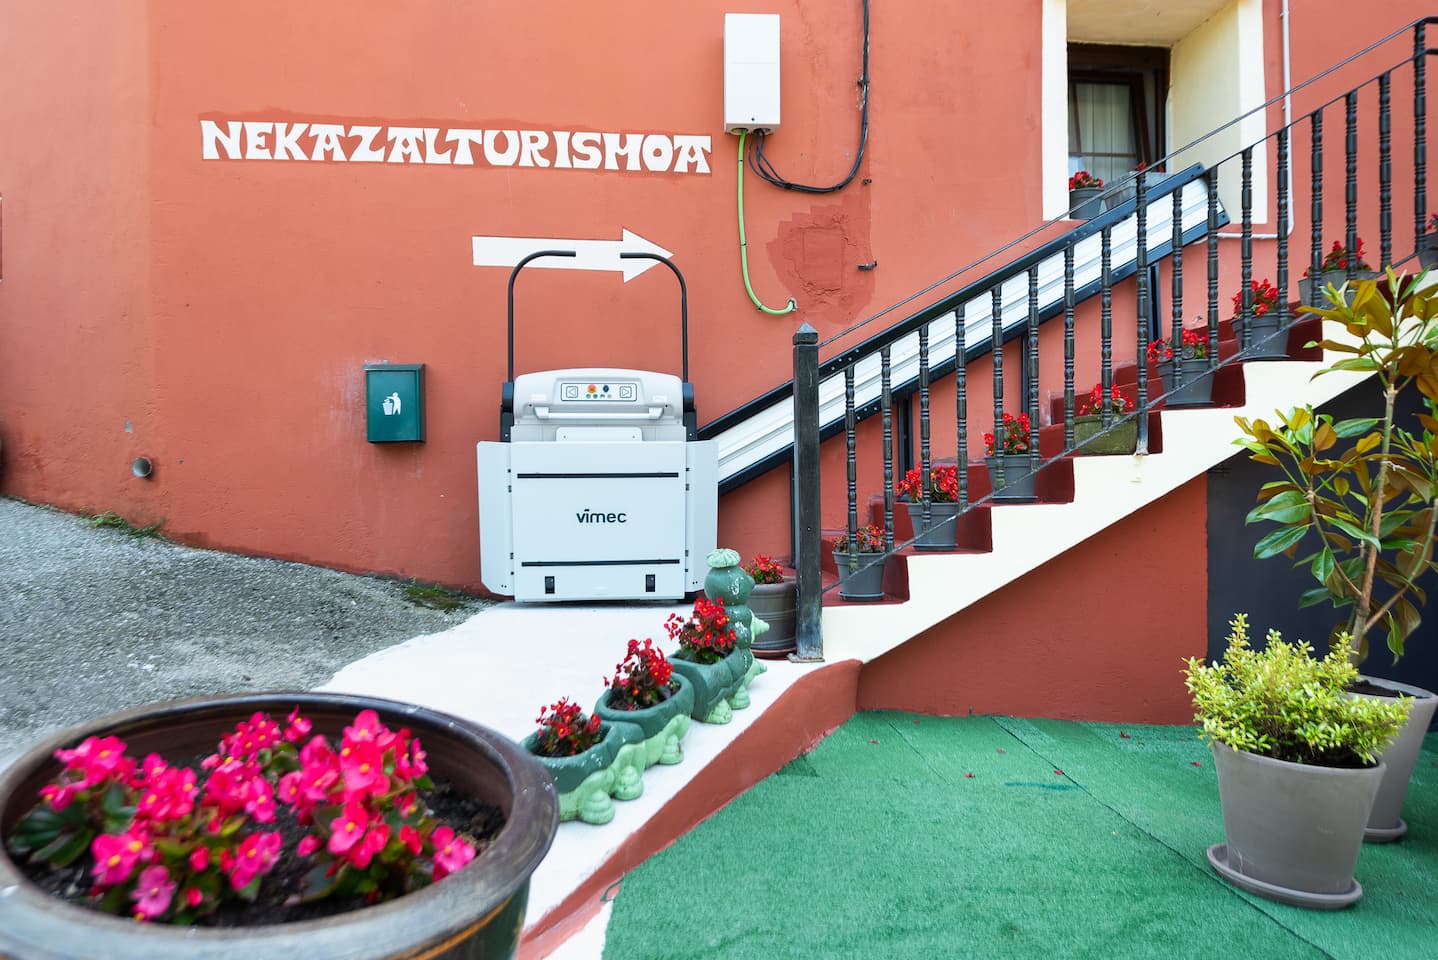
[1345,91,1358,282]
[844,365,858,574]
[918,324,931,533]
[991,286,1004,491]
[1100,228,1113,428]
[1171,185,1185,387]
[1240,147,1254,354]
[881,347,894,552]
[1416,22,1428,252]
[1276,127,1290,348]
[1207,168,1221,367]
[1311,111,1325,284]
[1136,169,1151,401]
[1379,71,1393,267]
[1026,266,1040,478]
[955,304,969,510]
[1063,246,1076,448]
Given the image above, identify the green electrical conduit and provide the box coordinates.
[735,129,798,316]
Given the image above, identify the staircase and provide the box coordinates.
[706,18,1438,675]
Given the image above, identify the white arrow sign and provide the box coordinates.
[471,228,673,283]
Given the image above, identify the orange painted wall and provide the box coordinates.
[856,477,1209,724]
[0,2,1432,592]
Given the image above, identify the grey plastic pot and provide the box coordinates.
[904,501,960,550]
[1234,313,1290,359]
[1156,357,1214,407]
[1297,269,1378,308]
[833,551,885,601]
[1355,676,1438,842]
[747,579,797,658]
[1068,186,1103,219]
[1207,741,1384,909]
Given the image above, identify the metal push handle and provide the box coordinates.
[532,407,666,421]
[618,252,689,384]
[506,250,577,382]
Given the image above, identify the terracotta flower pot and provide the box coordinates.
[0,692,557,960]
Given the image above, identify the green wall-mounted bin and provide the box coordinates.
[365,363,425,442]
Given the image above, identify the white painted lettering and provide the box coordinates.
[272,122,309,160]
[641,134,674,172]
[602,133,643,171]
[200,120,243,160]
[309,125,349,161]
[552,131,572,168]
[570,132,602,169]
[484,129,520,167]
[422,128,453,165]
[672,136,712,174]
[445,129,484,165]
[243,122,274,160]
[386,127,425,164]
[350,125,386,162]
[517,130,550,168]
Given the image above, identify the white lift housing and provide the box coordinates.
[478,367,717,601]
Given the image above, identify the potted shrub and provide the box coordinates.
[1072,383,1137,455]
[984,412,1037,502]
[521,697,647,826]
[665,596,757,725]
[0,692,557,959]
[1185,614,1409,908]
[1234,269,1438,841]
[744,554,797,659]
[896,464,960,550]
[1148,327,1214,407]
[1068,170,1104,219]
[1298,238,1378,307]
[832,523,886,601]
[1232,277,1289,359]
[1420,213,1438,269]
[592,639,693,768]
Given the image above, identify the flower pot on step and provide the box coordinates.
[985,454,1038,503]
[1069,186,1103,219]
[1072,415,1137,455]
[669,647,756,725]
[522,720,648,826]
[0,692,557,960]
[746,579,798,659]
[1420,231,1438,270]
[1298,269,1379,308]
[903,501,961,550]
[833,551,885,601]
[1354,676,1438,842]
[594,674,694,768]
[1156,357,1215,407]
[1234,313,1290,359]
[1206,741,1384,908]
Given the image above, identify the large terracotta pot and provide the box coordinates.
[0,692,558,960]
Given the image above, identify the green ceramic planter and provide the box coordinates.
[669,647,758,724]
[593,675,694,767]
[1072,415,1137,455]
[522,720,648,826]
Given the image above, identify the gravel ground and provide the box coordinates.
[0,498,487,767]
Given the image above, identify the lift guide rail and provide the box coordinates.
[477,368,718,602]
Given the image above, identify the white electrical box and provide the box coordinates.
[724,13,781,134]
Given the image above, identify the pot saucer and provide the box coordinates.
[1206,844,1362,909]
[1364,818,1408,843]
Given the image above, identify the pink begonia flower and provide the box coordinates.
[399,825,423,856]
[184,887,204,909]
[348,822,390,870]
[131,865,176,920]
[343,709,385,746]
[244,776,277,823]
[57,735,133,786]
[296,835,320,857]
[340,742,389,799]
[91,831,148,886]
[277,771,302,804]
[38,781,81,811]
[328,801,370,855]
[284,707,313,743]
[431,827,475,881]
[228,831,282,891]
[189,847,210,872]
[396,739,428,781]
[299,735,334,769]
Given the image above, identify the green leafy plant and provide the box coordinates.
[1184,614,1410,766]
[87,511,164,539]
[1234,270,1438,663]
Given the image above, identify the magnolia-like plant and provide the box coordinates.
[6,709,476,924]
[665,596,738,665]
[1235,270,1438,663]
[1184,614,1409,766]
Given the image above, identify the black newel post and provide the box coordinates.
[792,323,823,662]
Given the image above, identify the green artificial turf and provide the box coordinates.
[602,712,1438,959]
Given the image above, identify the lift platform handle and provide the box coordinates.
[507,250,577,382]
[618,252,689,384]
